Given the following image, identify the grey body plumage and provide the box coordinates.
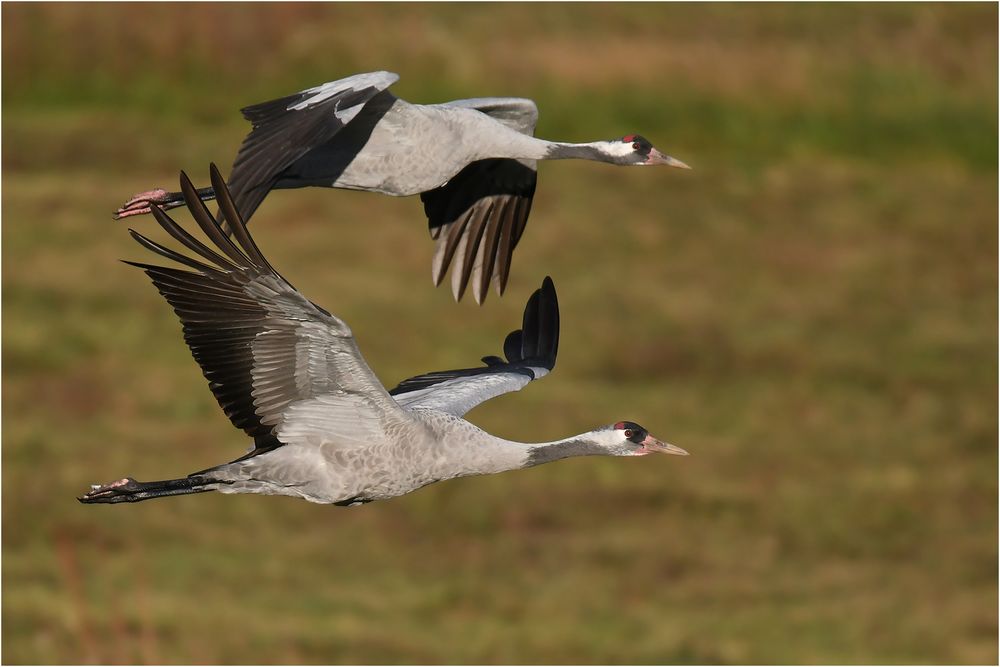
[83,165,687,507]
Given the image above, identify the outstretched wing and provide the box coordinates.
[390,276,558,417]
[227,71,400,223]
[422,97,539,305]
[127,163,409,454]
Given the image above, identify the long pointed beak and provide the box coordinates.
[640,434,689,456]
[647,148,691,169]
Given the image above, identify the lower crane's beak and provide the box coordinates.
[639,434,689,456]
[646,148,691,169]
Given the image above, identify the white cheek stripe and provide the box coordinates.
[607,141,636,158]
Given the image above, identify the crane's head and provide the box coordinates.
[600,421,688,456]
[526,421,688,465]
[604,135,691,168]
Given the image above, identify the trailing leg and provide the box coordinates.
[78,474,221,504]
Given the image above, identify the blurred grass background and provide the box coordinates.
[2,3,997,664]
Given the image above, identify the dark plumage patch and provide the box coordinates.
[228,83,395,225]
[613,421,648,444]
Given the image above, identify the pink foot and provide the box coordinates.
[79,477,138,503]
[113,188,168,219]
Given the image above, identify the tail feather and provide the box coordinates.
[78,474,219,504]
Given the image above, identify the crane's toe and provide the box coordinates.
[113,189,169,219]
[78,477,138,503]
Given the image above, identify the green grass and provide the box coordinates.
[3,3,997,664]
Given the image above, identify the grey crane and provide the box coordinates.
[114,71,690,305]
[82,164,687,506]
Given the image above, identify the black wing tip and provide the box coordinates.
[495,276,559,370]
[520,276,559,371]
[535,276,557,310]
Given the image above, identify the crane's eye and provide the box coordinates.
[632,142,641,150]
[624,429,634,438]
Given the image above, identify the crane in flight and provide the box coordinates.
[115,71,690,304]
[84,164,688,506]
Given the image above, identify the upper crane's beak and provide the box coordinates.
[646,148,691,169]
[639,434,689,456]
